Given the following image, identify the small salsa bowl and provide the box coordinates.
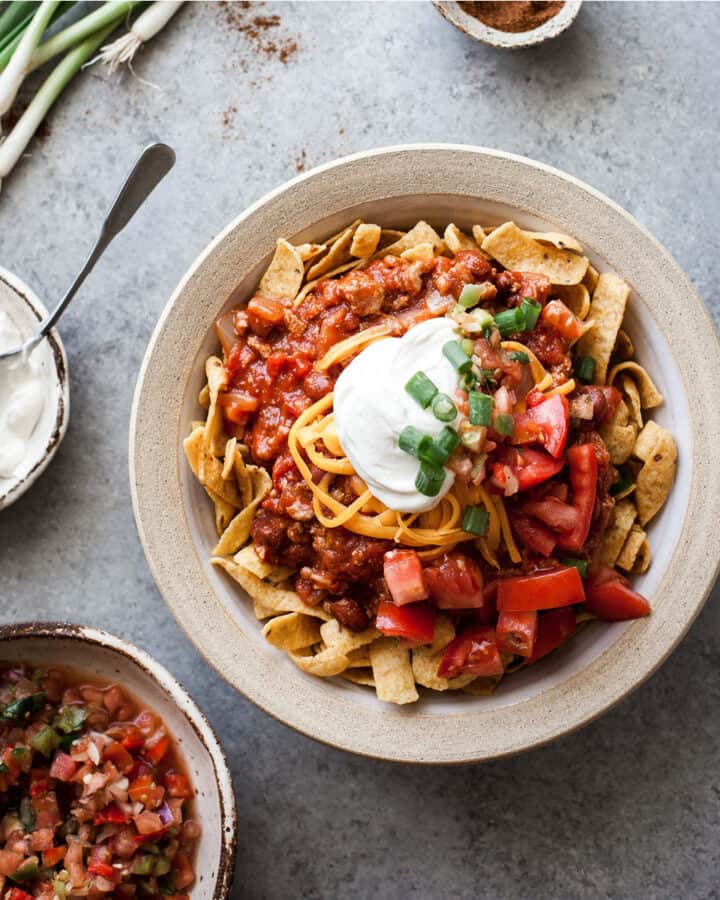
[0,622,237,898]
[0,268,69,511]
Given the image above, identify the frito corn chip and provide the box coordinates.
[203,356,230,458]
[295,242,327,263]
[183,427,237,533]
[481,222,589,285]
[198,384,210,409]
[598,498,637,565]
[306,221,361,280]
[523,230,584,254]
[430,613,456,652]
[212,558,330,621]
[633,538,652,574]
[262,612,322,651]
[471,224,487,244]
[444,223,477,254]
[583,263,600,294]
[289,646,350,678]
[350,223,382,258]
[213,467,271,556]
[346,648,371,668]
[600,400,637,465]
[575,273,630,383]
[339,669,375,686]
[618,374,643,428]
[259,238,305,300]
[319,619,380,654]
[233,544,294,583]
[616,525,647,573]
[376,221,444,258]
[401,242,434,261]
[633,421,663,462]
[635,427,677,526]
[552,283,591,319]
[608,361,663,408]
[369,639,418,705]
[411,646,476,691]
[614,328,635,360]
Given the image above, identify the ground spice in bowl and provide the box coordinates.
[459,1,565,32]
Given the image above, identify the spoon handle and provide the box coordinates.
[34,143,176,345]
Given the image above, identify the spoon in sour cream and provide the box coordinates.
[0,142,175,363]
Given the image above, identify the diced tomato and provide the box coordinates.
[512,394,569,459]
[497,566,585,612]
[94,803,130,826]
[528,608,577,663]
[247,296,285,324]
[555,442,598,550]
[88,859,118,881]
[509,510,556,556]
[144,732,170,765]
[218,389,258,424]
[42,846,67,868]
[382,549,428,605]
[129,774,158,805]
[496,610,538,657]
[438,625,505,678]
[163,772,193,799]
[103,741,134,775]
[522,496,578,531]
[0,850,24,876]
[29,774,50,798]
[541,299,584,343]
[5,889,34,900]
[491,447,565,493]
[375,600,436,645]
[133,811,164,835]
[121,727,145,753]
[172,851,196,890]
[584,566,651,621]
[423,553,485,609]
[525,388,545,408]
[32,793,62,828]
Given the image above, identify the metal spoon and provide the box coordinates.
[0,142,176,362]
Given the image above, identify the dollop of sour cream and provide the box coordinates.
[334,317,460,513]
[0,310,47,480]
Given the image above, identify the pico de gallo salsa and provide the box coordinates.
[0,664,199,899]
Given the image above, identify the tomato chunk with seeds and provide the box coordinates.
[541,299,584,343]
[512,394,569,459]
[375,601,436,645]
[423,553,485,609]
[496,610,538,657]
[383,549,428,606]
[438,625,504,678]
[584,566,651,621]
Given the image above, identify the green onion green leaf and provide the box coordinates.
[462,506,489,536]
[405,371,438,408]
[431,393,457,423]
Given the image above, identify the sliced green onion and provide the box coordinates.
[469,391,493,426]
[460,426,484,452]
[462,506,489,536]
[442,340,472,374]
[576,356,596,384]
[471,308,494,330]
[494,412,515,436]
[458,283,483,308]
[405,371,438,409]
[436,426,460,457]
[610,465,632,496]
[30,725,60,757]
[508,350,530,364]
[493,307,526,337]
[459,370,477,392]
[399,425,432,458]
[415,462,445,497]
[431,393,457,423]
[520,297,542,330]
[460,338,475,356]
[561,557,588,578]
[418,441,448,467]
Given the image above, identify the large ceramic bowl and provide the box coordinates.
[130,145,720,764]
[0,267,69,511]
[0,623,237,896]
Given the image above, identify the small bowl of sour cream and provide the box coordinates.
[0,267,69,510]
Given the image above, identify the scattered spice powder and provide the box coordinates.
[459,1,564,33]
[218,1,298,64]
[295,148,307,172]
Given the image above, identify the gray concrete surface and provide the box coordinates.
[1,2,719,898]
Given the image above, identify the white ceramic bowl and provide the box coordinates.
[0,267,69,510]
[130,144,720,763]
[0,622,237,896]
[433,1,582,49]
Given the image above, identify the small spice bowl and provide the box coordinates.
[0,267,69,511]
[433,1,582,49]
[0,622,237,897]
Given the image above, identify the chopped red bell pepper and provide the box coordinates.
[497,566,585,612]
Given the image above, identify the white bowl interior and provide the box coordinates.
[0,271,67,508]
[178,195,692,717]
[0,632,234,898]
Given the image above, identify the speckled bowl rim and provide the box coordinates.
[130,144,720,764]
[0,268,69,511]
[0,621,237,896]
[433,0,582,49]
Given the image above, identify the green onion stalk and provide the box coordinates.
[0,20,117,187]
[0,2,40,52]
[0,0,59,119]
[0,2,76,72]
